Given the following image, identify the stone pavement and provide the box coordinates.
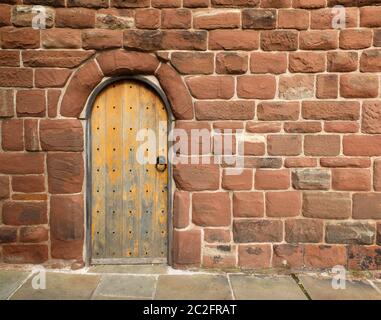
[0,265,381,300]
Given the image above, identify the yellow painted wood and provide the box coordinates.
[91,80,168,261]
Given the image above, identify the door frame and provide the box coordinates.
[84,76,174,266]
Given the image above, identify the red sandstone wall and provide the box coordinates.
[0,0,381,271]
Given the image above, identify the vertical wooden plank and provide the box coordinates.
[104,82,124,258]
[156,93,168,258]
[122,81,141,258]
[138,84,157,258]
[91,93,107,259]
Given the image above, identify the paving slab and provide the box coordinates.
[93,275,156,299]
[155,275,232,300]
[229,274,306,300]
[11,272,101,300]
[0,270,31,300]
[88,264,168,275]
[298,275,381,300]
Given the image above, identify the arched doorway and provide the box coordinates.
[88,78,170,264]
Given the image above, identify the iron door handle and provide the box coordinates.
[156,156,167,172]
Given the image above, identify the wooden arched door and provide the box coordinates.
[90,80,168,264]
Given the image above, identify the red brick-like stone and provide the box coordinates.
[242,9,276,29]
[155,63,194,120]
[257,101,299,121]
[173,164,219,191]
[250,52,287,74]
[304,135,340,156]
[35,69,72,88]
[222,169,253,190]
[216,52,248,74]
[285,157,317,168]
[284,122,322,133]
[22,50,95,68]
[302,192,351,219]
[300,30,338,50]
[0,4,11,26]
[135,8,160,29]
[171,52,214,74]
[302,101,359,120]
[204,229,231,243]
[233,192,264,217]
[278,9,309,29]
[332,169,371,191]
[343,135,381,156]
[1,27,40,49]
[304,245,347,269]
[360,6,381,27]
[339,29,372,50]
[161,8,191,29]
[3,245,48,264]
[82,29,123,50]
[327,51,358,72]
[0,89,14,117]
[237,75,276,99]
[173,229,201,266]
[42,28,82,49]
[233,219,283,242]
[353,193,381,220]
[0,50,20,67]
[261,30,298,51]
[40,119,84,152]
[255,169,290,190]
[316,74,338,99]
[97,50,159,77]
[348,245,381,271]
[267,135,302,156]
[173,191,189,229]
[238,244,271,269]
[12,175,45,193]
[1,119,23,151]
[47,153,84,194]
[0,153,44,174]
[246,122,282,133]
[194,10,240,29]
[60,60,103,117]
[0,226,17,244]
[20,226,48,243]
[16,90,45,117]
[2,201,47,225]
[192,192,231,227]
[266,192,301,217]
[279,74,314,100]
[124,30,207,51]
[56,8,95,28]
[324,121,359,133]
[50,194,84,259]
[360,49,381,72]
[0,68,32,88]
[289,52,325,73]
[195,101,254,120]
[320,157,371,168]
[273,244,304,268]
[209,30,259,50]
[340,74,379,98]
[285,219,323,243]
[186,76,234,99]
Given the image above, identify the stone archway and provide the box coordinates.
[59,49,194,120]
